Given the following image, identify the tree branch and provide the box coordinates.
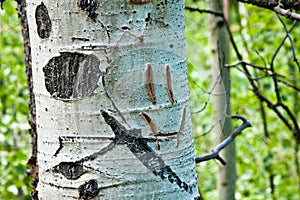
[273,6,300,21]
[238,0,300,10]
[186,5,300,142]
[238,0,300,21]
[195,116,251,165]
[274,15,300,71]
[185,6,223,17]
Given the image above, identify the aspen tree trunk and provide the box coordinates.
[23,0,200,199]
[207,0,236,199]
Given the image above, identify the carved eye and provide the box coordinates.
[57,162,83,180]
[43,53,103,100]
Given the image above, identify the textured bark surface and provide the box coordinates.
[25,0,199,199]
[17,1,38,199]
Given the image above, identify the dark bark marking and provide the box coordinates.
[145,13,169,28]
[43,52,103,100]
[145,12,152,22]
[140,108,186,148]
[103,48,184,110]
[77,0,99,20]
[52,135,115,159]
[156,165,191,193]
[100,110,192,193]
[145,63,156,104]
[102,76,129,126]
[176,107,186,147]
[78,179,100,200]
[50,139,115,180]
[78,141,116,162]
[71,37,90,42]
[53,136,63,156]
[140,112,160,149]
[35,2,51,39]
[121,25,130,30]
[56,162,84,180]
[139,112,158,136]
[166,65,174,104]
[130,0,152,4]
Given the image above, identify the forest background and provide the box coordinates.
[0,0,299,199]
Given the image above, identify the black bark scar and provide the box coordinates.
[100,110,192,193]
[35,2,51,39]
[43,52,102,100]
[78,179,100,200]
[77,0,99,20]
[56,162,84,180]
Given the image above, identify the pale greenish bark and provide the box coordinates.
[26,0,199,199]
[207,0,236,200]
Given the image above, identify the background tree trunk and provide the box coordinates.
[25,0,200,199]
[207,0,236,199]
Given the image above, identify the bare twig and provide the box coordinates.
[186,4,300,142]
[254,49,268,68]
[221,9,300,143]
[255,67,276,196]
[192,72,224,114]
[185,6,223,17]
[195,109,227,138]
[195,115,251,165]
[274,16,299,71]
[225,60,269,71]
[278,78,300,92]
[270,20,297,65]
[226,64,281,81]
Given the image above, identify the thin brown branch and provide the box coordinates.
[225,60,269,71]
[185,6,223,16]
[277,78,300,92]
[227,64,282,82]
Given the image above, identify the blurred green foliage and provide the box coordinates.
[186,0,300,199]
[0,0,32,199]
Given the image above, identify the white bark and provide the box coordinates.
[26,0,200,199]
